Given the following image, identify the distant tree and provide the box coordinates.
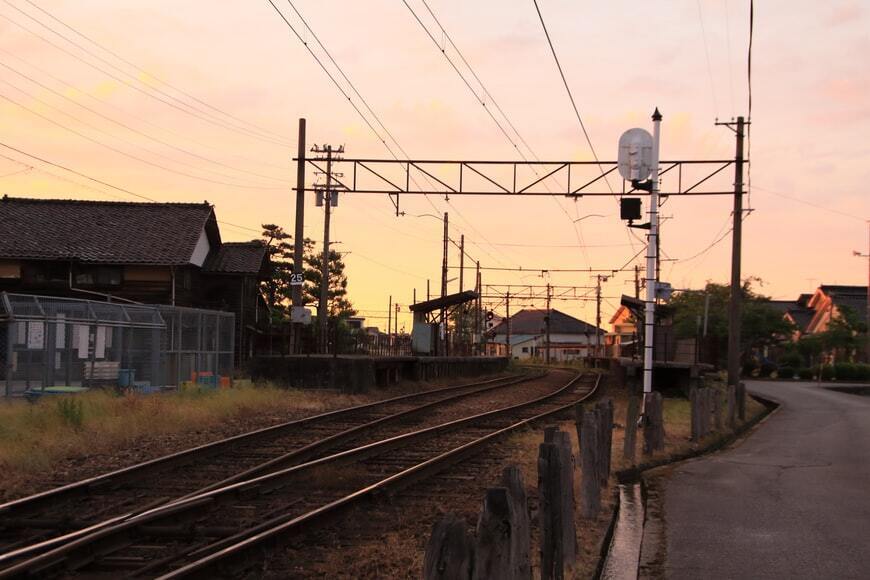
[668,278,795,366]
[259,225,321,319]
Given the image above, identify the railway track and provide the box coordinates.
[0,369,599,579]
[0,371,540,563]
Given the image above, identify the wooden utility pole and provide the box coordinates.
[545,283,552,364]
[388,295,392,352]
[505,291,511,359]
[459,234,465,351]
[596,274,608,359]
[313,144,342,354]
[459,234,465,292]
[292,118,306,354]
[716,116,746,388]
[475,263,482,355]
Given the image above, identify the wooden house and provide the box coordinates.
[0,196,269,365]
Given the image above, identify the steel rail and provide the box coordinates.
[0,372,533,562]
[0,371,594,578]
[161,372,601,579]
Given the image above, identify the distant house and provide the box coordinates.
[489,308,604,361]
[607,304,638,358]
[765,294,814,339]
[803,285,867,336]
[0,196,269,364]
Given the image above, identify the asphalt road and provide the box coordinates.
[663,381,870,579]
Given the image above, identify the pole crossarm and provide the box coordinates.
[296,158,740,198]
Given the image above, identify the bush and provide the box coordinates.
[820,365,835,380]
[55,398,84,430]
[834,363,856,381]
[779,352,803,369]
[778,366,795,379]
[856,364,870,381]
[797,368,813,380]
[758,360,777,378]
[742,359,758,377]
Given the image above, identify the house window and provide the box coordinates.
[74,266,121,287]
[521,347,529,353]
[23,262,68,283]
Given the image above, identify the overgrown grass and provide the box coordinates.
[0,383,371,496]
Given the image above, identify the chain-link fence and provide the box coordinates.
[0,293,234,397]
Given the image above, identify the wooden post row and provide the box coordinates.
[576,405,601,519]
[423,513,475,580]
[538,438,576,580]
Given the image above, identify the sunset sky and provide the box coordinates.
[1,0,867,331]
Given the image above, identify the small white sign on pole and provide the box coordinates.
[291,306,312,324]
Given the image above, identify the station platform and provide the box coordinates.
[247,355,510,392]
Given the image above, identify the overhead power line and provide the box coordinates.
[403,0,595,263]
[531,0,613,195]
[0,141,278,237]
[267,0,518,268]
[0,7,290,147]
[18,0,292,145]
[0,60,287,183]
[0,89,286,190]
[0,46,290,174]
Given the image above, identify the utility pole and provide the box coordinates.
[475,263,481,355]
[459,234,465,352]
[292,118,306,354]
[596,274,609,359]
[427,279,430,301]
[441,212,449,355]
[312,143,344,354]
[459,234,465,292]
[545,283,552,365]
[505,291,511,359]
[854,221,870,362]
[387,294,392,353]
[642,109,663,410]
[716,116,746,387]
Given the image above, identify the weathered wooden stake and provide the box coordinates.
[643,391,665,454]
[690,388,700,442]
[579,408,601,519]
[474,488,511,580]
[424,513,475,580]
[726,384,737,429]
[596,399,614,487]
[500,466,531,580]
[699,388,709,438]
[623,395,639,463]
[542,429,577,572]
[713,388,723,431]
[538,442,570,580]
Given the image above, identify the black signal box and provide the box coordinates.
[620,197,642,221]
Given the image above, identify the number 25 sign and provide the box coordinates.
[289,273,304,285]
